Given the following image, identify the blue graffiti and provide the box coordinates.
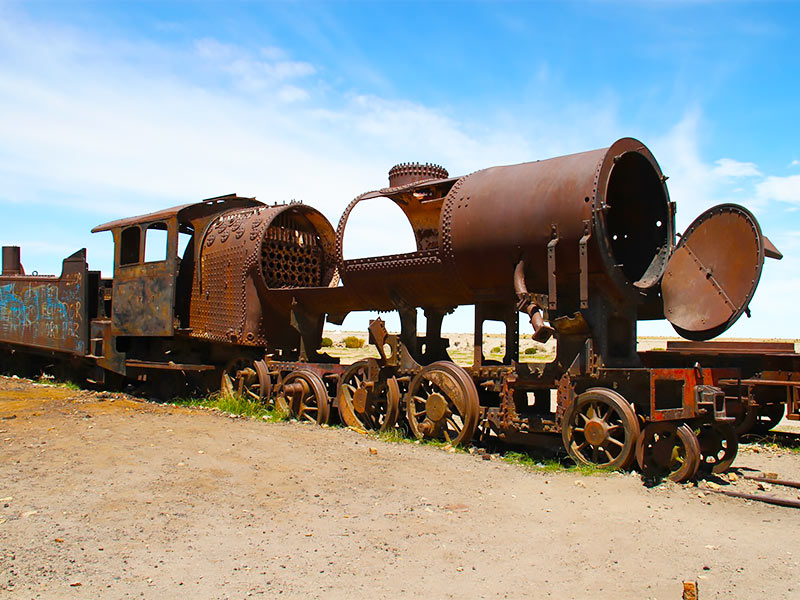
[0,276,85,354]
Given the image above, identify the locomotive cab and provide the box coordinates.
[93,195,262,339]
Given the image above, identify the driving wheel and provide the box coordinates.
[636,422,701,482]
[562,387,640,470]
[221,357,271,402]
[405,361,480,446]
[698,422,738,474]
[337,360,400,432]
[278,370,331,425]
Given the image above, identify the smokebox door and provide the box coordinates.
[662,204,764,341]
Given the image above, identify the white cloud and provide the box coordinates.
[756,174,800,205]
[194,37,315,95]
[1,8,798,337]
[649,109,721,229]
[711,158,761,178]
[790,159,800,168]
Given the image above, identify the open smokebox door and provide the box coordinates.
[661,203,782,341]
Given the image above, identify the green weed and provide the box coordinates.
[171,392,290,422]
[373,427,469,452]
[502,450,606,475]
[36,375,81,391]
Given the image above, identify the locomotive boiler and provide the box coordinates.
[1,137,795,483]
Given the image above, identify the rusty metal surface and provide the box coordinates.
[705,488,800,509]
[0,249,88,355]
[2,246,23,276]
[190,202,338,350]
[1,138,791,475]
[663,204,766,340]
[444,138,671,303]
[742,474,800,489]
[91,194,262,233]
[664,340,795,355]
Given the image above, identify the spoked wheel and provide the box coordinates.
[337,360,400,432]
[698,422,738,474]
[405,361,480,446]
[731,399,757,436]
[561,388,640,470]
[636,422,701,483]
[221,358,271,402]
[753,403,785,434]
[278,370,331,425]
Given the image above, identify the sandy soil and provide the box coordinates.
[1,376,800,599]
[323,331,798,366]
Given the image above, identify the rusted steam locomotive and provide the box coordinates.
[2,137,797,482]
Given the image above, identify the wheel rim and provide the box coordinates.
[636,422,701,482]
[698,422,738,474]
[221,358,269,402]
[731,399,757,436]
[562,388,639,469]
[754,403,785,433]
[279,371,330,425]
[337,360,400,432]
[405,361,479,446]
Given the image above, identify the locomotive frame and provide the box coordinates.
[1,138,796,483]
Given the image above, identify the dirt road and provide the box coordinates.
[1,376,799,599]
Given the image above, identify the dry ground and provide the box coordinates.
[1,376,800,599]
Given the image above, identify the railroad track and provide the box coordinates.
[704,473,800,509]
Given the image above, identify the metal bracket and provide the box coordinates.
[547,225,559,311]
[579,219,591,309]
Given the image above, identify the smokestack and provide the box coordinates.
[2,246,22,276]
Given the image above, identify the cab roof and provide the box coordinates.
[91,194,263,233]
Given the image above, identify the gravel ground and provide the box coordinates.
[1,376,799,599]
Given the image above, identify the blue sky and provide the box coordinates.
[1,1,799,337]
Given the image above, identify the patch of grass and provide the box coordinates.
[502,451,607,475]
[36,375,81,391]
[171,393,289,422]
[744,433,800,454]
[372,427,469,453]
[376,428,409,444]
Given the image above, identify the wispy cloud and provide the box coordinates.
[711,158,761,178]
[194,38,315,97]
[0,6,797,337]
[756,174,800,205]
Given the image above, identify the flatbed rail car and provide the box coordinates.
[0,138,789,482]
[641,340,800,434]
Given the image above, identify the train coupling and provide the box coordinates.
[695,385,734,422]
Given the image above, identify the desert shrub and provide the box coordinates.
[524,347,538,355]
[344,336,365,349]
[491,346,502,353]
[321,337,334,347]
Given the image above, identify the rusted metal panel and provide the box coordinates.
[443,138,671,304]
[89,319,126,375]
[665,340,795,354]
[0,249,88,355]
[648,367,739,421]
[663,204,766,340]
[190,202,338,348]
[112,267,175,337]
[91,194,262,233]
[2,246,22,275]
